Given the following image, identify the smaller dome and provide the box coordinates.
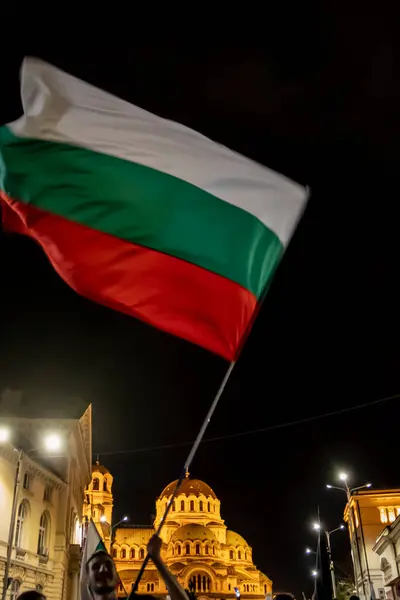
[93,461,110,475]
[171,524,216,543]
[226,530,249,547]
[160,478,217,499]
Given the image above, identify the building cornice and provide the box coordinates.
[0,445,66,490]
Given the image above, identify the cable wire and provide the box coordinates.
[94,392,400,457]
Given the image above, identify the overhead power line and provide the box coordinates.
[94,392,399,457]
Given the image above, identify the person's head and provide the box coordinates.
[17,591,46,600]
[86,550,118,597]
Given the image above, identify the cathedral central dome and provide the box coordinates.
[160,478,217,500]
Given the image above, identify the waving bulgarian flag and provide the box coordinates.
[0,58,306,361]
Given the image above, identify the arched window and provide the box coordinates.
[190,500,194,511]
[205,545,209,555]
[245,552,248,560]
[180,500,185,511]
[213,546,216,555]
[121,548,126,559]
[139,548,145,559]
[9,579,20,600]
[177,545,181,555]
[229,584,231,591]
[15,502,27,547]
[230,550,235,560]
[112,548,118,558]
[23,473,30,490]
[38,512,50,555]
[199,501,203,511]
[130,548,136,559]
[103,479,108,492]
[207,502,211,512]
[195,544,200,555]
[264,585,267,594]
[189,573,211,593]
[93,478,99,491]
[172,501,176,511]
[238,551,242,560]
[185,544,190,555]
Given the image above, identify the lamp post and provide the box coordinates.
[0,428,62,600]
[326,472,372,598]
[101,515,128,545]
[311,520,344,600]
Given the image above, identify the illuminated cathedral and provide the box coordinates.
[83,463,273,600]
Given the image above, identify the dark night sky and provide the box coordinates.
[1,15,399,598]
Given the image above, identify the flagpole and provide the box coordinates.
[129,360,236,597]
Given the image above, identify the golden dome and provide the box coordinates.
[226,530,249,547]
[93,461,110,475]
[160,478,217,500]
[171,524,217,543]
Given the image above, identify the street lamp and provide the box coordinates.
[324,525,345,599]
[0,429,63,600]
[311,571,318,578]
[326,472,372,502]
[305,548,316,555]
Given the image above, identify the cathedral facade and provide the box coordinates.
[84,466,272,600]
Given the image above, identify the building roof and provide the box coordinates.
[160,477,217,500]
[171,524,217,543]
[226,530,249,547]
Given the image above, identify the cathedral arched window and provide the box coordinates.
[213,546,216,555]
[264,585,267,594]
[205,545,209,555]
[181,500,185,511]
[245,552,248,560]
[230,550,235,560]
[238,551,242,560]
[139,548,145,559]
[172,501,176,511]
[195,544,200,555]
[189,573,211,593]
[130,548,135,559]
[112,548,118,558]
[190,500,194,511]
[177,544,181,555]
[199,500,203,511]
[93,478,99,491]
[121,548,126,559]
[207,502,211,512]
[103,479,108,492]
[185,544,190,555]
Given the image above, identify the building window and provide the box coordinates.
[15,502,26,547]
[388,507,396,523]
[121,548,126,559]
[112,548,118,558]
[38,512,50,555]
[207,502,211,512]
[139,548,145,560]
[229,584,231,591]
[103,479,108,492]
[185,544,190,555]
[190,500,194,511]
[181,500,185,511]
[196,544,200,555]
[23,473,30,490]
[199,501,203,511]
[9,579,20,600]
[177,545,181,556]
[230,550,235,560]
[172,501,176,511]
[238,551,242,560]
[213,546,216,555]
[264,585,267,594]
[379,507,388,523]
[93,478,99,491]
[130,548,135,559]
[189,573,211,594]
[43,485,52,502]
[205,545,209,555]
[245,552,248,560]
[147,584,155,592]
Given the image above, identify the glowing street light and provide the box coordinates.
[0,427,10,443]
[326,472,372,502]
[311,570,318,578]
[43,433,62,453]
[312,522,321,531]
[305,547,316,555]
[339,472,348,481]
